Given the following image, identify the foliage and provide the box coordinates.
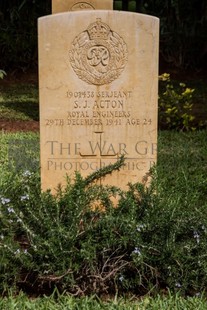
[0,70,6,79]
[0,132,39,191]
[1,130,207,297]
[0,0,206,70]
[0,291,206,310]
[142,0,207,69]
[0,0,50,71]
[159,73,196,131]
[0,84,39,121]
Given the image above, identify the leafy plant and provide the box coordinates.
[0,70,6,79]
[1,154,207,297]
[1,131,207,297]
[159,73,195,130]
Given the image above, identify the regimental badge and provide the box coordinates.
[71,3,95,11]
[69,18,128,85]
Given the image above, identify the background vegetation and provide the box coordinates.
[0,0,206,72]
[1,75,206,130]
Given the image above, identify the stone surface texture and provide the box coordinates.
[38,11,159,192]
[52,0,113,13]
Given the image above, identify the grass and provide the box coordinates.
[0,132,39,187]
[0,291,206,309]
[0,84,39,121]
[158,130,207,195]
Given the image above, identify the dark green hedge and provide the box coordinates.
[0,0,206,71]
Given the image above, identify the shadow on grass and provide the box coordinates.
[0,83,39,121]
[0,100,39,121]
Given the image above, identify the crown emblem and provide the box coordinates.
[87,18,110,40]
[70,19,128,85]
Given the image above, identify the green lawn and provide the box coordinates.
[0,84,38,121]
[0,292,206,309]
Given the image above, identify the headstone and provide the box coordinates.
[38,11,159,192]
[52,0,113,13]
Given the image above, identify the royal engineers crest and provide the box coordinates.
[71,2,95,11]
[69,18,128,85]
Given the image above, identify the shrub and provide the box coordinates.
[0,158,207,297]
[0,1,50,71]
[159,73,196,131]
[143,0,207,69]
[0,170,150,296]
[0,70,6,79]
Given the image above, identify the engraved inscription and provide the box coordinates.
[44,88,153,127]
[47,159,155,172]
[69,19,128,85]
[87,46,109,67]
[71,2,95,11]
[61,89,153,127]
[46,140,156,157]
[46,140,157,172]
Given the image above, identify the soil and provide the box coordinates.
[0,119,39,133]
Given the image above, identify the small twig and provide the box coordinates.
[69,285,86,296]
[38,268,72,282]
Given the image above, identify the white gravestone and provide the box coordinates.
[52,0,113,13]
[38,11,159,192]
